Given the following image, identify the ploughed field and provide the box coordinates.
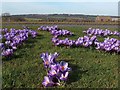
[2,25,119,88]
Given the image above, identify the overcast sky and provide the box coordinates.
[1,0,119,16]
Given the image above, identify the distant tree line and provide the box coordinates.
[2,16,26,22]
[2,15,119,24]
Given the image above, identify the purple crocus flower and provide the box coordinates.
[60,72,69,81]
[2,49,13,56]
[104,46,111,51]
[40,52,59,68]
[40,53,52,68]
[83,42,89,47]
[12,46,17,50]
[114,46,119,51]
[0,43,4,50]
[42,76,54,87]
[59,61,70,72]
[90,36,97,41]
[50,63,60,71]
[5,40,11,45]
[48,69,58,76]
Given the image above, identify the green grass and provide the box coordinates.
[2,25,119,88]
[25,18,42,21]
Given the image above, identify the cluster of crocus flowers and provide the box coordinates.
[40,52,71,87]
[52,35,97,47]
[95,37,120,52]
[83,28,120,53]
[39,25,97,47]
[0,28,37,57]
[38,25,74,37]
[39,25,120,53]
[83,28,120,37]
[38,25,58,31]
[50,29,73,37]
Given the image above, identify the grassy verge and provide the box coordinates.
[2,25,119,88]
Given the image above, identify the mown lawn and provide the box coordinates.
[2,25,119,88]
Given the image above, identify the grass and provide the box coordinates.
[2,25,119,88]
[25,18,42,21]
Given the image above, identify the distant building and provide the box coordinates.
[2,13,11,16]
[2,13,11,22]
[112,18,119,22]
[95,16,112,22]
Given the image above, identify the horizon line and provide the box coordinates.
[2,13,118,17]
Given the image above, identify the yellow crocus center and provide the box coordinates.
[45,61,49,65]
[53,71,56,74]
[46,81,49,84]
[61,66,65,70]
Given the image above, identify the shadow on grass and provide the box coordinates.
[55,59,88,84]
[2,34,43,61]
[67,63,88,85]
[59,59,75,63]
